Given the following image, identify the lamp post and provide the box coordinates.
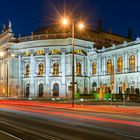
[61,18,85,108]
[72,20,75,108]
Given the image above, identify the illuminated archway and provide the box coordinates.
[53,83,59,97]
[92,82,97,92]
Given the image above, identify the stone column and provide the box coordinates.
[123,52,125,73]
[82,57,85,76]
[18,54,22,97]
[96,54,100,87]
[30,51,35,97]
[18,54,22,87]
[113,55,116,93]
[87,56,91,93]
[97,54,101,76]
[45,49,50,96]
[124,52,128,73]
[60,49,66,98]
[113,55,116,74]
[87,56,91,76]
[137,49,140,71]
[103,56,106,75]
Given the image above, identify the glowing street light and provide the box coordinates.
[61,17,85,108]
[78,22,85,30]
[62,18,69,26]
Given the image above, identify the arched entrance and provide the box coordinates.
[92,82,97,92]
[26,84,30,97]
[119,86,122,94]
[53,83,59,97]
[39,83,44,97]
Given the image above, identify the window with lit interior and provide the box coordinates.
[39,63,44,76]
[129,55,135,71]
[26,64,30,76]
[107,59,112,74]
[92,62,96,74]
[117,57,123,73]
[53,63,59,76]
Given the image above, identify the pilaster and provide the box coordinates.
[61,49,66,96]
[137,49,140,71]
[124,52,128,73]
[30,51,35,97]
[45,49,50,95]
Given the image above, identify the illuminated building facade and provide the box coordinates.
[0,22,140,99]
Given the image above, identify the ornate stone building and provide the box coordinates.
[0,21,139,99]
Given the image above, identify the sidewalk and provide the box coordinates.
[0,100,140,116]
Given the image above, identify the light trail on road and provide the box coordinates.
[0,100,139,140]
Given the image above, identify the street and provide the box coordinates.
[0,101,139,140]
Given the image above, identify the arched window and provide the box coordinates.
[107,59,112,74]
[53,63,59,76]
[117,57,123,73]
[129,55,135,71]
[26,64,30,76]
[77,62,81,76]
[39,63,44,76]
[92,62,96,74]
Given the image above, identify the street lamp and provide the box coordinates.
[62,18,69,26]
[78,22,85,30]
[61,17,85,108]
[0,51,5,97]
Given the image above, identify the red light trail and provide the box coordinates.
[0,100,140,127]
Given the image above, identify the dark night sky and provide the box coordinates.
[0,0,140,39]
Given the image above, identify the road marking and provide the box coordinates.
[115,133,140,139]
[0,120,62,140]
[0,130,23,140]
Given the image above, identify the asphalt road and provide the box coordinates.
[0,104,139,140]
